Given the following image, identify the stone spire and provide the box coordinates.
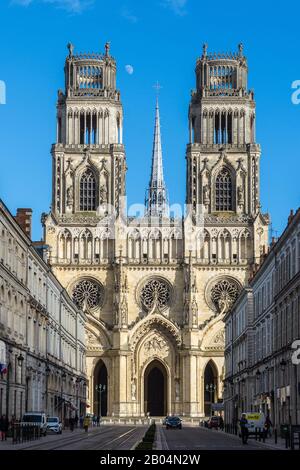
[146,98,169,217]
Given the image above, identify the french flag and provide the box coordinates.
[0,363,7,375]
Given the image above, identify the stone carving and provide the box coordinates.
[213,329,225,345]
[67,42,74,57]
[72,279,104,312]
[140,278,171,312]
[87,331,99,345]
[175,379,180,401]
[66,185,74,207]
[120,296,128,325]
[203,184,210,206]
[140,333,170,365]
[237,185,244,206]
[144,336,168,353]
[191,297,198,325]
[99,171,108,205]
[99,182,108,204]
[131,380,136,400]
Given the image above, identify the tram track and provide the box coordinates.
[22,425,128,450]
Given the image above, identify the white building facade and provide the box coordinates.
[0,200,86,421]
[224,209,300,427]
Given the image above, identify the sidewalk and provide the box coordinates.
[203,427,288,450]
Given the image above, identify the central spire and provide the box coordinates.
[145,97,169,217]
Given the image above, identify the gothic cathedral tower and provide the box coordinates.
[44,43,268,419]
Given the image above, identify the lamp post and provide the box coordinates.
[61,372,66,424]
[17,353,24,419]
[206,383,216,417]
[95,384,106,421]
[45,365,51,415]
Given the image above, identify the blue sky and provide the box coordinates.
[0,0,300,240]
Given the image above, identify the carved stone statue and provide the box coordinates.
[120,296,128,325]
[203,184,210,206]
[175,380,180,400]
[66,185,73,206]
[191,297,198,325]
[131,380,136,401]
[237,185,244,206]
[67,42,74,57]
[99,183,108,204]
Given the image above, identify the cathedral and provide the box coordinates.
[43,42,269,418]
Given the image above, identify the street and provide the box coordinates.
[0,423,285,451]
[0,425,147,451]
[158,424,272,450]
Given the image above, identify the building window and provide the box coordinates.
[80,169,96,211]
[215,168,233,211]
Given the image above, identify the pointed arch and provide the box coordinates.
[79,229,93,260]
[214,167,233,211]
[203,359,218,417]
[58,229,72,262]
[79,168,97,211]
[218,229,231,262]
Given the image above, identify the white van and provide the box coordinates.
[239,412,265,436]
[21,412,48,436]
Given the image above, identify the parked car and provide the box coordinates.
[207,416,221,429]
[165,416,182,429]
[21,412,48,436]
[47,417,62,434]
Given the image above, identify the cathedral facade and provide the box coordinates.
[43,42,269,418]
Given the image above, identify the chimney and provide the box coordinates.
[15,208,32,239]
[288,209,294,225]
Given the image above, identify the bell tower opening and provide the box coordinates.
[144,360,167,416]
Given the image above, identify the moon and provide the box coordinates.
[125,65,134,75]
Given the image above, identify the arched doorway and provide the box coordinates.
[93,360,108,417]
[144,360,167,416]
[204,360,218,417]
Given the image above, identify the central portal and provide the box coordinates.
[144,360,167,416]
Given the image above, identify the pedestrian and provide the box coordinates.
[74,414,79,428]
[83,416,89,433]
[79,415,83,428]
[239,413,249,445]
[0,414,9,441]
[96,415,100,427]
[69,417,74,432]
[219,416,224,431]
[264,414,273,438]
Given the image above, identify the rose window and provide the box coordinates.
[211,279,239,314]
[72,279,103,311]
[140,278,170,311]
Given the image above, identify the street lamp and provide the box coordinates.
[17,353,24,367]
[61,372,66,423]
[45,365,51,415]
[95,384,106,421]
[205,383,216,416]
[280,359,287,372]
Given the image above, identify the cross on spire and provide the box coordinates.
[153,81,162,97]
